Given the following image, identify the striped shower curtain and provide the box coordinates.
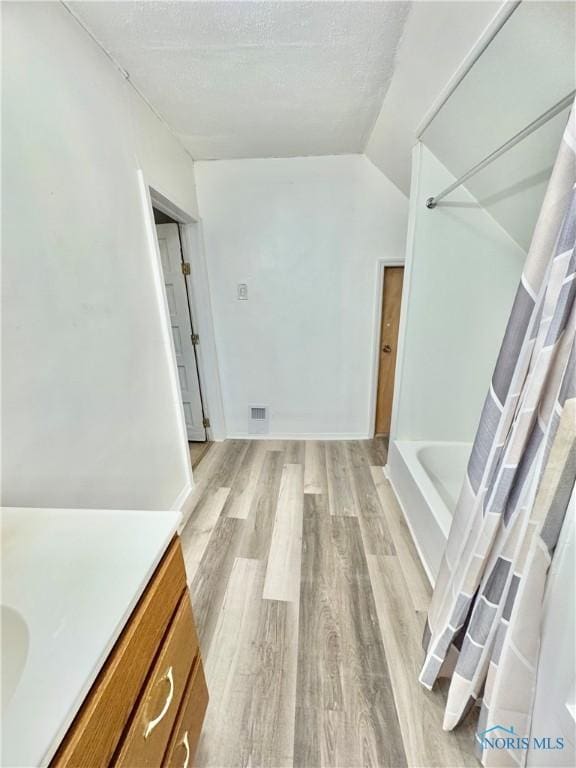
[420,103,576,768]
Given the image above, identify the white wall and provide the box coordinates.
[365,0,501,195]
[392,144,525,443]
[2,2,197,509]
[195,155,408,439]
[421,1,575,251]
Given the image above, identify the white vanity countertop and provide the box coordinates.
[1,507,181,768]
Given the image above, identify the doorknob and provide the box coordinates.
[382,344,392,353]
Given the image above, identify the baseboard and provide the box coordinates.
[169,481,195,531]
[225,432,372,441]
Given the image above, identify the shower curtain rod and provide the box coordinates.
[425,90,575,209]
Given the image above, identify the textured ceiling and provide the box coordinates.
[68,1,410,160]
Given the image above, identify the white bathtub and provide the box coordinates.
[387,440,472,584]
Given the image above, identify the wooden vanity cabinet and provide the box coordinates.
[51,537,208,768]
[163,659,207,768]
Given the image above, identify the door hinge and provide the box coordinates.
[203,417,211,428]
[181,261,191,275]
[191,333,200,345]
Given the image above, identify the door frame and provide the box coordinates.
[368,257,405,438]
[137,172,226,453]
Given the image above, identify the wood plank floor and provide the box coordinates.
[181,438,478,768]
[189,440,213,469]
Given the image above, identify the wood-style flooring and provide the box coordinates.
[181,439,478,768]
[189,441,213,469]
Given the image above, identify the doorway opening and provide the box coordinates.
[153,207,209,451]
[375,265,404,436]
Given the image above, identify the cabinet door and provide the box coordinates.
[163,660,208,768]
[114,595,198,768]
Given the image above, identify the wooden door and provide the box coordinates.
[375,266,404,435]
[156,223,206,441]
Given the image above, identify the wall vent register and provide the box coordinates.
[248,405,269,434]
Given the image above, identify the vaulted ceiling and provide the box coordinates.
[69,0,410,160]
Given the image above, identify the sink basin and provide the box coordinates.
[1,605,29,711]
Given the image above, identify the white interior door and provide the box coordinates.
[156,222,206,441]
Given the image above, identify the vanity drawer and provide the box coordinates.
[52,538,187,768]
[114,593,198,768]
[163,658,208,768]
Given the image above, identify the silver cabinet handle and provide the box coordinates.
[144,666,174,738]
[180,731,190,768]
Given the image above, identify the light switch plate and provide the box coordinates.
[237,283,248,300]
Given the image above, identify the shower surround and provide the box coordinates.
[387,144,526,583]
